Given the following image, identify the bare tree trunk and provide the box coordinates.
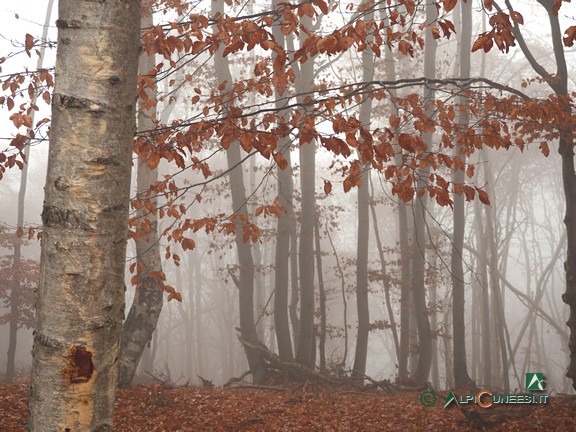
[326,223,348,365]
[295,13,316,367]
[430,279,440,389]
[289,230,300,349]
[443,302,454,389]
[285,31,301,352]
[194,256,205,376]
[185,257,195,380]
[253,235,265,342]
[452,0,474,388]
[7,245,20,383]
[382,13,410,381]
[483,158,511,391]
[272,0,294,360]
[314,216,327,371]
[474,188,492,387]
[352,7,375,379]
[27,0,139,429]
[211,0,265,383]
[118,2,164,388]
[410,0,437,384]
[369,178,400,366]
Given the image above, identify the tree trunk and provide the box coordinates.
[289,230,300,349]
[118,2,164,388]
[561,131,576,387]
[194,257,205,376]
[430,278,440,389]
[314,215,327,371]
[452,0,474,388]
[382,12,410,381]
[271,0,294,360]
[482,155,513,391]
[295,13,316,367]
[326,223,348,365]
[211,0,266,383]
[474,187,491,387]
[369,178,400,366]
[410,0,437,384]
[352,7,375,379]
[27,0,139,429]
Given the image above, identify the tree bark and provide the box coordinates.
[295,13,316,367]
[271,0,294,361]
[27,0,140,429]
[452,0,474,388]
[352,7,375,379]
[118,1,165,388]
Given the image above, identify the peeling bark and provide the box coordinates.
[27,1,139,430]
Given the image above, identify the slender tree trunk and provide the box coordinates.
[253,237,265,341]
[474,188,492,387]
[487,206,510,390]
[369,178,400,365]
[185,258,195,380]
[211,0,265,383]
[27,0,139,429]
[452,0,474,388]
[314,216,327,371]
[352,7,374,379]
[411,0,437,384]
[194,256,205,376]
[443,303,454,389]
[289,230,300,349]
[118,2,165,388]
[326,223,348,365]
[430,279,439,389]
[382,14,410,380]
[484,159,511,391]
[7,248,20,383]
[470,268,479,381]
[561,130,576,388]
[272,0,294,360]
[295,13,316,367]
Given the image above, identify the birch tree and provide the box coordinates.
[27,0,140,429]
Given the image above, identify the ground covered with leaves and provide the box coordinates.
[2,382,576,431]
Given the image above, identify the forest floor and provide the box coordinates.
[2,381,576,431]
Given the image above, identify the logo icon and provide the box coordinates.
[420,391,436,407]
[443,391,457,408]
[526,372,546,391]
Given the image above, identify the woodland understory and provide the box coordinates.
[2,379,576,431]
